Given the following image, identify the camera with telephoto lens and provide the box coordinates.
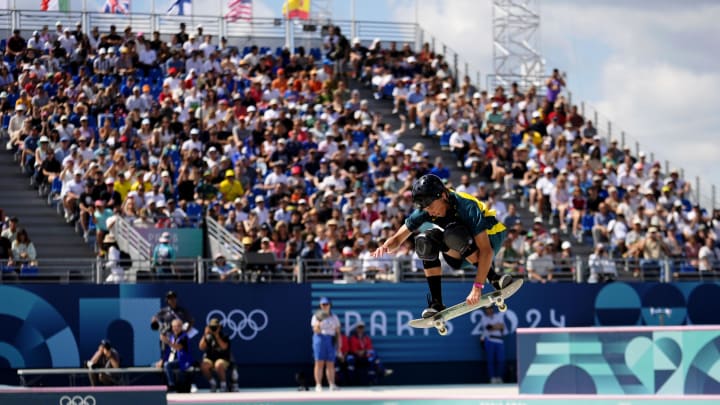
[209,324,218,332]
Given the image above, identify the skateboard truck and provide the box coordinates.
[492,295,507,312]
[433,318,448,336]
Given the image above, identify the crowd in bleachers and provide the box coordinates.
[0,214,39,276]
[0,20,718,281]
[377,60,720,278]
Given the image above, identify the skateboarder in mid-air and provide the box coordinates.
[372,174,512,318]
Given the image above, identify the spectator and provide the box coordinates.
[526,240,554,283]
[588,243,617,283]
[211,253,240,281]
[698,236,719,272]
[152,231,176,276]
[1,216,19,242]
[12,228,37,270]
[86,339,120,386]
[347,321,392,385]
[628,226,670,278]
[199,318,233,392]
[311,297,341,392]
[0,232,13,272]
[103,233,126,283]
[592,203,613,246]
[93,200,114,253]
[555,241,574,276]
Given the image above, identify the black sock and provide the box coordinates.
[426,275,443,305]
[486,264,499,282]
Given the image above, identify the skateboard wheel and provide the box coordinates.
[438,327,448,336]
[497,303,507,312]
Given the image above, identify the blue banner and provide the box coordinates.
[0,387,166,405]
[312,281,720,363]
[0,284,311,369]
[1,282,718,371]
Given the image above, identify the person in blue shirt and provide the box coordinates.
[158,318,193,392]
[152,232,176,276]
[373,174,512,318]
[429,157,450,181]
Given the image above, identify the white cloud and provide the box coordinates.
[541,1,720,203]
[389,0,494,84]
[382,0,719,204]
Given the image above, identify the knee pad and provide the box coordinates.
[444,223,474,256]
[415,228,446,261]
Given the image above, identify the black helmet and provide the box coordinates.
[412,174,446,209]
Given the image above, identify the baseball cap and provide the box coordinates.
[166,290,177,298]
[561,241,572,250]
[319,297,331,305]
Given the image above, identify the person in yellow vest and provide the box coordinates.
[218,169,244,203]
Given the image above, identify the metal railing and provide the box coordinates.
[112,216,152,264]
[0,10,482,89]
[1,256,717,285]
[206,216,245,277]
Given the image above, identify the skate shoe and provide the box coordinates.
[492,274,512,291]
[421,295,446,318]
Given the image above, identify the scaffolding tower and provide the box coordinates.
[311,0,333,24]
[492,0,545,90]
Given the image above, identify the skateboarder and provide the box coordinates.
[373,174,511,318]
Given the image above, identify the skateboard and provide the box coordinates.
[408,279,524,336]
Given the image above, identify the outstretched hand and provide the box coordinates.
[372,245,390,258]
[466,285,482,306]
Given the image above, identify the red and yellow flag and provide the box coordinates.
[282,0,310,20]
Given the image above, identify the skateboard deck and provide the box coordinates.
[408,279,524,335]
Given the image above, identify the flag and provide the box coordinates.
[41,0,70,11]
[226,0,252,22]
[102,0,130,14]
[282,0,310,20]
[167,0,192,16]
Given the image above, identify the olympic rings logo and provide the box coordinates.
[206,309,269,341]
[59,396,96,405]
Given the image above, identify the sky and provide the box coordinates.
[10,0,720,207]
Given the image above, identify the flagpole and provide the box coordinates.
[351,0,356,41]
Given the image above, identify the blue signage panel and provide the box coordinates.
[0,282,717,372]
[312,282,720,363]
[518,327,720,395]
[0,284,311,370]
[0,387,167,405]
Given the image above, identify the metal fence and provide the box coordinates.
[1,256,717,285]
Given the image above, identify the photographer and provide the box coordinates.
[86,339,120,386]
[150,290,194,353]
[199,318,232,392]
